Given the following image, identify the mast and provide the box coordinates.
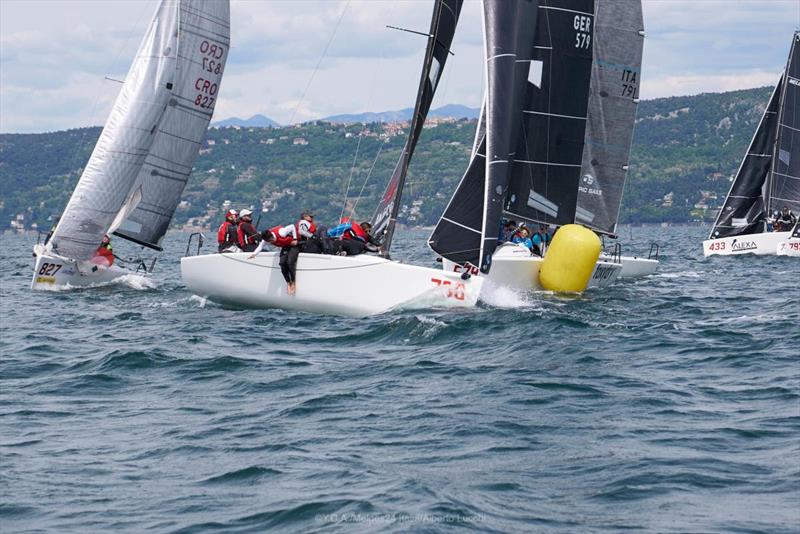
[575,0,644,236]
[370,0,463,257]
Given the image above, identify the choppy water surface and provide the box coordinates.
[1,226,798,533]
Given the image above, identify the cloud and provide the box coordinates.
[1,0,799,133]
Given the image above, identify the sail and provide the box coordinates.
[504,0,596,228]
[766,32,800,218]
[370,0,463,255]
[709,80,782,238]
[575,0,643,235]
[115,0,230,249]
[49,0,179,261]
[428,0,538,271]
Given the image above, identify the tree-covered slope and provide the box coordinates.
[0,86,776,232]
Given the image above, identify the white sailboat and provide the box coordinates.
[703,32,800,257]
[31,0,230,289]
[181,0,484,317]
[429,0,624,292]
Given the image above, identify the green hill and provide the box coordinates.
[0,86,774,233]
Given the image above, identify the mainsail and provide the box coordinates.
[430,0,595,270]
[50,0,180,260]
[766,32,800,218]
[370,0,463,256]
[114,0,230,249]
[709,80,782,238]
[575,0,644,235]
[503,0,596,228]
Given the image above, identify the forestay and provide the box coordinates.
[371,0,463,256]
[575,0,644,236]
[504,0,595,228]
[49,0,180,261]
[114,0,230,250]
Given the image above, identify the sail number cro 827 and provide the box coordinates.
[194,40,226,110]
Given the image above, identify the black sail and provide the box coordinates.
[370,0,463,255]
[504,0,595,227]
[575,0,643,235]
[767,32,800,217]
[709,79,782,238]
[428,0,538,271]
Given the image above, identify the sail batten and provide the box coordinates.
[370,0,463,256]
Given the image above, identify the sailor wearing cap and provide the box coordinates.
[237,208,260,252]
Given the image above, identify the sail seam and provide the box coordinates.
[523,110,587,120]
[442,217,482,234]
[516,159,582,168]
[539,5,593,17]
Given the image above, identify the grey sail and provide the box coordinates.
[504,0,596,228]
[709,79,782,238]
[766,31,800,218]
[49,0,179,261]
[370,0,463,256]
[575,0,644,236]
[114,0,230,250]
[428,0,538,271]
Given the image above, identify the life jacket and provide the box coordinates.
[237,221,259,248]
[296,219,317,240]
[343,221,368,242]
[94,243,114,266]
[217,220,238,245]
[268,225,296,248]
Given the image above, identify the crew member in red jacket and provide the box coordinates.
[237,209,259,252]
[217,209,239,252]
[92,234,115,266]
[248,223,299,294]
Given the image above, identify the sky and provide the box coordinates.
[1,0,799,133]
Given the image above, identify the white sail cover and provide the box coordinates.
[115,0,230,249]
[49,0,180,260]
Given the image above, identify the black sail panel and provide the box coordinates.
[505,0,595,227]
[575,0,643,235]
[710,79,782,238]
[371,0,463,255]
[768,32,800,216]
[428,138,487,264]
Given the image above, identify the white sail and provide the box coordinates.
[49,0,180,261]
[115,0,230,249]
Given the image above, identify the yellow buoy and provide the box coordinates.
[539,224,601,293]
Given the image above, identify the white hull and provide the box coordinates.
[180,252,484,317]
[31,245,139,290]
[600,254,659,279]
[443,243,622,291]
[703,231,793,256]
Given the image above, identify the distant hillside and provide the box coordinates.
[212,114,280,128]
[322,104,480,124]
[0,87,776,233]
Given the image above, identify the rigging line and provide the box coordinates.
[350,136,387,218]
[340,130,365,221]
[287,0,351,127]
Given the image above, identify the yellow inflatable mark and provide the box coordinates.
[539,224,601,293]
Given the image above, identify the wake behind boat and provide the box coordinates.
[703,32,800,257]
[32,0,230,290]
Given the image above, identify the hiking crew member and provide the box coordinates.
[774,206,797,232]
[237,209,259,252]
[217,209,240,252]
[93,234,115,266]
[327,219,379,255]
[248,224,299,294]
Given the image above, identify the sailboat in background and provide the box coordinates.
[575,0,658,278]
[429,0,622,290]
[703,31,800,257]
[31,0,230,289]
[180,0,484,317]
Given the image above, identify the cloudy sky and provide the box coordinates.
[1,0,799,133]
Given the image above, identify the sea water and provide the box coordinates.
[1,226,798,532]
